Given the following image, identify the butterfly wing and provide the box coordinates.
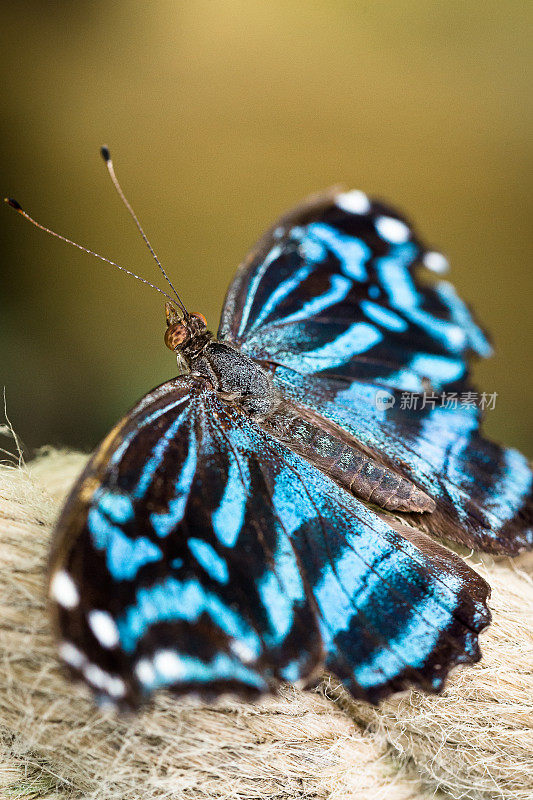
[49,376,489,706]
[218,190,532,554]
[218,188,491,390]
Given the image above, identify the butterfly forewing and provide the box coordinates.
[50,377,323,705]
[219,190,532,554]
[219,189,491,391]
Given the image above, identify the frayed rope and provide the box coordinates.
[0,448,531,799]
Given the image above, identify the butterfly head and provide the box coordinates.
[164,302,210,363]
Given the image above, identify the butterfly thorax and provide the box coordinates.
[165,303,279,417]
[193,341,279,418]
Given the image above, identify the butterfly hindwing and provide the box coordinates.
[49,376,490,706]
[251,438,490,702]
[270,363,533,555]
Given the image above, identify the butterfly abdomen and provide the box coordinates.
[264,405,435,514]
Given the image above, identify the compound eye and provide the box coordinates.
[164,322,188,351]
[189,312,207,329]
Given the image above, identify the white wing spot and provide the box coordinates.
[88,610,120,648]
[50,570,79,609]
[336,190,371,215]
[447,325,467,348]
[58,641,86,669]
[230,640,256,663]
[375,215,411,244]
[83,663,108,689]
[106,675,127,698]
[154,649,186,681]
[423,250,449,273]
[135,658,156,686]
[83,663,126,698]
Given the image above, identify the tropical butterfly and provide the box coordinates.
[7,150,532,709]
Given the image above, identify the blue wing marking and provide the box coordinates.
[377,354,465,391]
[237,244,283,336]
[490,449,532,530]
[360,300,409,332]
[117,576,262,656]
[415,406,479,520]
[272,466,317,533]
[145,652,266,691]
[87,505,162,581]
[134,409,189,499]
[436,282,493,357]
[294,322,382,373]
[375,244,420,308]
[255,273,352,330]
[110,395,189,468]
[249,262,316,331]
[256,533,306,645]
[401,307,467,351]
[302,223,370,281]
[212,455,249,547]
[353,577,460,690]
[188,537,229,584]
[95,490,134,523]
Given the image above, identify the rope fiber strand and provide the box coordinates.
[0,445,531,799]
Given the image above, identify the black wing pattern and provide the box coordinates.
[218,189,532,554]
[49,376,489,707]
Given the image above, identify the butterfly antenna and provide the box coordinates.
[4,197,177,303]
[100,146,188,318]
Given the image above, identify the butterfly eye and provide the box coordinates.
[189,312,207,329]
[164,322,189,351]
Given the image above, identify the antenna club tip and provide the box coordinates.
[5,197,23,211]
[100,145,111,163]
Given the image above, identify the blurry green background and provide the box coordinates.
[1,1,531,457]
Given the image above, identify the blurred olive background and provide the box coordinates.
[1,1,531,457]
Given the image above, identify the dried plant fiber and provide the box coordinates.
[0,446,532,800]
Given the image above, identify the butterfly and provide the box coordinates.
[15,156,529,710]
